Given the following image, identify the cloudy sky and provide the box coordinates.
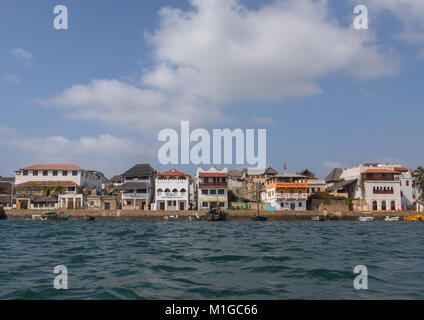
[0,0,423,178]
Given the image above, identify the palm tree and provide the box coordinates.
[249,183,265,216]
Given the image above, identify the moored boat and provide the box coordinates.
[252,215,268,221]
[405,214,424,222]
[205,208,227,221]
[359,216,374,222]
[164,215,178,221]
[40,212,70,221]
[0,207,7,220]
[84,215,96,221]
[311,216,325,221]
[384,216,400,222]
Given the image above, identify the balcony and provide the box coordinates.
[275,193,308,200]
[273,182,308,188]
[373,190,394,195]
[122,193,149,200]
[363,177,399,182]
[199,182,228,188]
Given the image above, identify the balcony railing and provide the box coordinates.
[364,177,399,182]
[373,190,394,194]
[199,182,228,188]
[275,193,308,199]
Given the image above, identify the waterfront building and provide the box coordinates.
[263,173,308,211]
[195,167,228,210]
[154,169,190,211]
[14,164,104,192]
[241,167,278,185]
[297,169,326,194]
[119,163,156,210]
[325,163,410,211]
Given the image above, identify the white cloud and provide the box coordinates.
[39,0,399,132]
[0,126,154,177]
[10,48,32,66]
[38,79,225,133]
[5,74,20,84]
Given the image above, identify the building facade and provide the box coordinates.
[195,167,228,210]
[119,163,156,210]
[15,164,103,191]
[154,169,190,211]
[263,173,308,211]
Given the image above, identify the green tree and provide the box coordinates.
[41,185,65,198]
[228,189,238,203]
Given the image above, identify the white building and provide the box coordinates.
[195,167,228,210]
[15,164,103,191]
[154,169,190,211]
[263,173,308,211]
[325,163,415,211]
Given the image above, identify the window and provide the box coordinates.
[202,202,208,207]
[53,171,58,176]
[210,189,217,195]
[23,171,28,176]
[372,201,377,210]
[43,170,48,176]
[381,201,387,211]
[298,202,302,207]
[33,170,38,176]
[219,202,225,208]
[406,181,409,187]
[203,177,209,182]
[202,190,208,195]
[391,201,396,210]
[218,189,225,195]
[63,171,68,176]
[72,171,78,176]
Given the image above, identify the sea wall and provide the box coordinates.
[5,209,411,221]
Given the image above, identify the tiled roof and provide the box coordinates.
[325,168,344,182]
[19,164,83,171]
[158,169,190,177]
[118,182,148,190]
[18,181,78,187]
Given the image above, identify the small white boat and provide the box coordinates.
[164,215,178,221]
[311,216,325,221]
[359,216,374,222]
[384,216,400,222]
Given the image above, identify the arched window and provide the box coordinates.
[157,188,163,195]
[180,188,187,193]
[381,201,387,211]
[172,189,178,194]
[391,201,396,210]
[164,188,171,193]
[372,201,377,211]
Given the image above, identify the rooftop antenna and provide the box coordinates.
[282,162,287,173]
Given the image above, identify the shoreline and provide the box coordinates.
[3,209,415,221]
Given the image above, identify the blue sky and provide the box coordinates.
[0,0,423,178]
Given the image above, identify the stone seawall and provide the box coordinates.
[4,209,412,221]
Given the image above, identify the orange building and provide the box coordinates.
[264,173,308,211]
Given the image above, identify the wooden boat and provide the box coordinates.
[405,214,424,222]
[84,215,96,221]
[164,215,178,221]
[384,216,400,222]
[40,212,70,221]
[0,207,7,220]
[359,216,374,222]
[252,215,268,221]
[311,216,325,221]
[205,208,227,221]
